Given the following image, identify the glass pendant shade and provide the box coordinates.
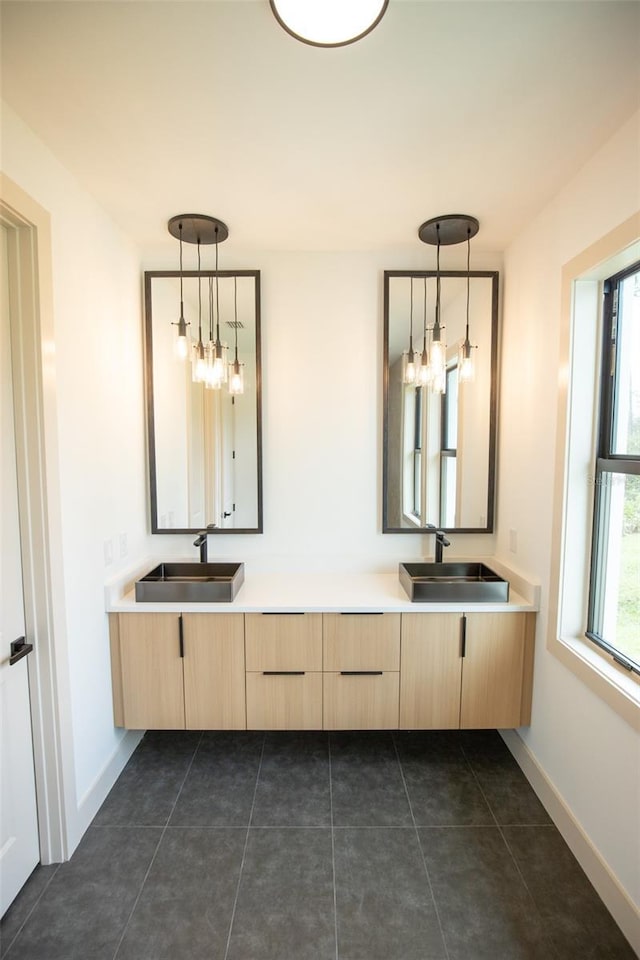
[418,348,431,386]
[192,340,207,382]
[229,359,245,396]
[458,339,475,382]
[269,0,387,46]
[429,335,446,379]
[402,349,417,385]
[432,367,447,395]
[174,314,189,360]
[212,342,228,386]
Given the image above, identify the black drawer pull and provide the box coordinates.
[178,615,184,658]
[260,612,305,616]
[262,671,305,676]
[340,670,384,676]
[339,612,384,616]
[460,615,467,658]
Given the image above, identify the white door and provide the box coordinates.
[0,224,40,916]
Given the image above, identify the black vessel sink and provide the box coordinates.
[399,562,509,603]
[135,562,244,603]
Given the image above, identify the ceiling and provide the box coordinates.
[2,1,639,257]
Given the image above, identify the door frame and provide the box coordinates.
[1,174,74,863]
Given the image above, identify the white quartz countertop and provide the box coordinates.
[106,560,539,614]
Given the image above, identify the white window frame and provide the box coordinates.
[549,214,640,730]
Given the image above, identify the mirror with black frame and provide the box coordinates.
[144,270,262,534]
[383,270,498,533]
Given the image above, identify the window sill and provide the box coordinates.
[551,632,639,731]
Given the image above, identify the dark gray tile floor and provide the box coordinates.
[1,730,635,960]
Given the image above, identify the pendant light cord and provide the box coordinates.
[422,275,428,350]
[409,277,414,352]
[434,224,441,334]
[215,228,221,346]
[197,240,202,341]
[179,223,184,311]
[465,228,471,342]
[234,275,239,362]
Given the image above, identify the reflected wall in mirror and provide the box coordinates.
[145,270,262,533]
[383,270,498,533]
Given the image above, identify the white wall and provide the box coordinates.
[498,111,640,911]
[1,103,154,844]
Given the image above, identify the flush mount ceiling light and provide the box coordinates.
[418,214,480,393]
[269,0,388,47]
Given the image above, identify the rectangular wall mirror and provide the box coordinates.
[383,270,498,533]
[144,270,262,534]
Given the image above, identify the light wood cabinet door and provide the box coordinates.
[183,614,246,730]
[245,613,322,671]
[323,613,400,671]
[116,613,185,729]
[246,672,322,729]
[323,672,399,730]
[400,613,463,729]
[460,613,535,729]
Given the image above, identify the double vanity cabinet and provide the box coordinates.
[109,600,535,732]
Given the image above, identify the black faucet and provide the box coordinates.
[434,530,451,563]
[193,531,208,563]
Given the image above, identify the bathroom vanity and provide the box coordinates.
[106,563,538,733]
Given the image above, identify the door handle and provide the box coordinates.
[10,637,34,666]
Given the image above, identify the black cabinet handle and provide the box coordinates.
[339,612,384,616]
[460,615,467,658]
[10,637,33,666]
[262,671,305,676]
[260,612,305,616]
[339,670,383,676]
[178,615,184,658]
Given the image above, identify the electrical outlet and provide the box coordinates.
[103,539,114,566]
[119,533,128,559]
[160,513,167,527]
[168,510,175,527]
[509,528,518,553]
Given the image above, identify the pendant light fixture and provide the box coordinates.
[458,228,477,382]
[207,230,228,389]
[167,214,229,380]
[418,214,480,394]
[172,222,190,359]
[193,240,207,383]
[269,0,388,47]
[229,276,245,396]
[402,277,417,384]
[418,275,431,386]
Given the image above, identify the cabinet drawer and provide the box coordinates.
[245,613,322,671]
[323,613,400,671]
[246,671,322,730]
[323,671,399,730]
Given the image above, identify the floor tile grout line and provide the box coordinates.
[459,740,561,960]
[111,730,204,960]
[222,732,266,960]
[1,864,61,959]
[392,732,451,960]
[328,733,339,960]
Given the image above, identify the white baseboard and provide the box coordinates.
[501,729,640,956]
[67,729,144,855]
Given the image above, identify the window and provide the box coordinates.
[440,363,458,527]
[587,262,640,674]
